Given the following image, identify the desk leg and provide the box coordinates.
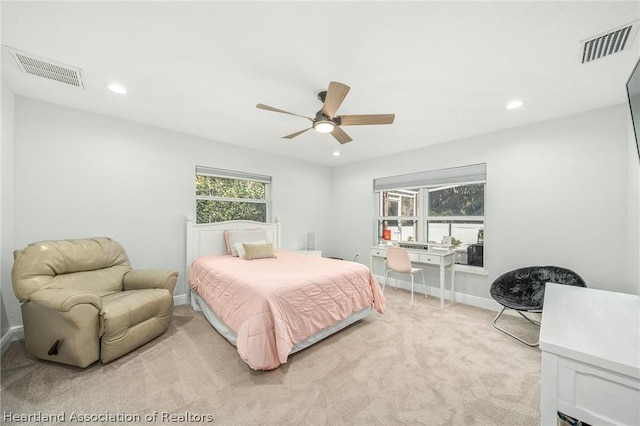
[439,266,445,310]
[451,267,455,304]
[372,255,387,289]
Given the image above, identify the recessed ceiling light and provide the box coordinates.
[506,100,523,110]
[332,151,341,157]
[108,83,127,94]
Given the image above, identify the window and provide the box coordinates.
[378,189,419,242]
[195,166,271,224]
[374,164,486,269]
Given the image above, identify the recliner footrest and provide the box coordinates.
[100,289,173,363]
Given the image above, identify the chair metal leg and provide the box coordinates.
[410,274,414,305]
[421,270,427,298]
[382,270,390,292]
[385,270,424,305]
[516,310,541,327]
[492,306,540,347]
[383,270,399,291]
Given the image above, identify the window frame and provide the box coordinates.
[195,166,272,224]
[374,164,486,273]
[378,189,420,242]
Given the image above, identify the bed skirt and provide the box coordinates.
[190,288,373,362]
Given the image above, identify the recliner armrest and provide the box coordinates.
[29,288,102,311]
[123,269,178,294]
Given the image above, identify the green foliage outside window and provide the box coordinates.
[428,184,484,216]
[196,175,268,224]
[196,200,267,223]
[196,175,266,199]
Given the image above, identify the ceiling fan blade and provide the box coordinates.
[256,103,313,121]
[282,127,313,139]
[321,82,350,118]
[339,114,395,126]
[331,126,353,144]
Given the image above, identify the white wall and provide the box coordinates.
[1,81,16,340]
[4,96,638,338]
[627,110,640,289]
[5,96,333,331]
[331,104,639,305]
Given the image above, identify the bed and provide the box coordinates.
[186,219,385,370]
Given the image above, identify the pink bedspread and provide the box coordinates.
[189,249,385,370]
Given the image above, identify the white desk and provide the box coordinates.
[540,284,640,426]
[370,246,455,309]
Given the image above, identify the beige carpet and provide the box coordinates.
[1,289,541,425]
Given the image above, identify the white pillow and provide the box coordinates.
[224,229,269,256]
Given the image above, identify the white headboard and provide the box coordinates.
[185,219,281,303]
[186,218,281,261]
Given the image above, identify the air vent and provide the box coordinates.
[7,47,84,88]
[581,22,639,64]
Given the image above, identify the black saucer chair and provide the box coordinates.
[489,266,586,346]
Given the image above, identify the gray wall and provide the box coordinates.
[331,104,639,306]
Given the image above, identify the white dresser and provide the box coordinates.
[539,284,640,426]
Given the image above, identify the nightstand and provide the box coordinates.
[295,250,322,257]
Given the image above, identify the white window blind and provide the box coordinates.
[195,166,272,184]
[373,163,486,192]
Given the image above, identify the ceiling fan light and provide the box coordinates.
[314,120,335,133]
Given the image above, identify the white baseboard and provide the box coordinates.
[1,326,24,355]
[174,294,187,306]
[375,274,502,312]
[453,292,503,312]
[1,295,188,354]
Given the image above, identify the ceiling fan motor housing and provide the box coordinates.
[314,110,337,123]
[256,81,394,144]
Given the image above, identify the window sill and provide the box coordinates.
[453,264,488,276]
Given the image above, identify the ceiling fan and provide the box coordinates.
[256,81,395,144]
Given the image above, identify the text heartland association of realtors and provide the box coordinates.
[3,411,215,423]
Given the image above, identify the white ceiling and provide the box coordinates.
[2,1,640,167]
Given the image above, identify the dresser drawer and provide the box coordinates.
[419,254,442,265]
[370,248,386,258]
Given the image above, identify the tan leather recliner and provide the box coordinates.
[11,237,178,368]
